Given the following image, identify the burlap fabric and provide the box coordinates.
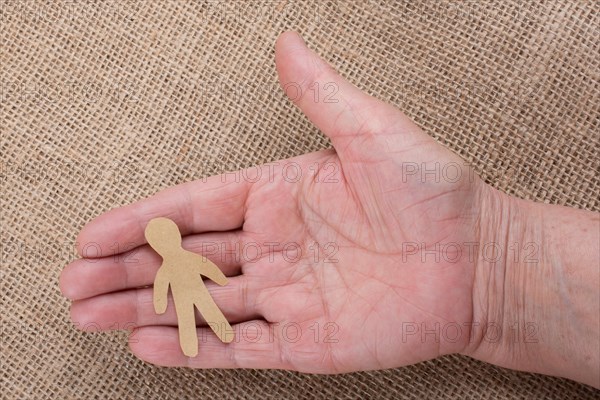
[1,0,598,398]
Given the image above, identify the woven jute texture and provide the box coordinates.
[1,0,598,399]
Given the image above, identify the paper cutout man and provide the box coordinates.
[145,217,234,357]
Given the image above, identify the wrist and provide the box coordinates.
[463,185,600,388]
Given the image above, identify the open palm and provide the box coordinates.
[61,32,490,373]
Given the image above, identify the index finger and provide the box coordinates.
[76,172,252,258]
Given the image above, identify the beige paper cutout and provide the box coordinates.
[145,217,234,357]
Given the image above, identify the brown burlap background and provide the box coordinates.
[1,1,598,399]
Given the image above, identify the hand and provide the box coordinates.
[59,31,490,372]
[61,32,599,385]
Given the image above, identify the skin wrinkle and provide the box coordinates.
[328,96,359,143]
[302,179,468,266]
[362,311,386,371]
[355,179,381,243]
[307,152,339,187]
[299,186,369,252]
[134,288,142,329]
[388,285,451,325]
[466,189,575,372]
[226,336,240,369]
[133,201,155,244]
[371,165,397,250]
[510,203,536,360]
[281,329,310,372]
[536,216,571,370]
[467,184,494,354]
[499,195,511,341]
[312,247,335,341]
[304,164,407,253]
[397,188,462,215]
[318,344,336,373]
[337,124,380,165]
[200,192,246,220]
[121,252,130,292]
[377,124,415,147]
[350,262,431,310]
[239,279,250,319]
[326,168,371,239]
[195,180,249,225]
[181,184,196,233]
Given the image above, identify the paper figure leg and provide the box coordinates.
[178,304,199,357]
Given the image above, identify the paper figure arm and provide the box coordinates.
[198,258,228,286]
[153,266,170,314]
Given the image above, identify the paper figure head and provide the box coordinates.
[145,217,182,255]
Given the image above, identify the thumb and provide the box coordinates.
[275,31,420,154]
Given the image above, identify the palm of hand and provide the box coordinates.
[60,32,486,372]
[243,131,482,372]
